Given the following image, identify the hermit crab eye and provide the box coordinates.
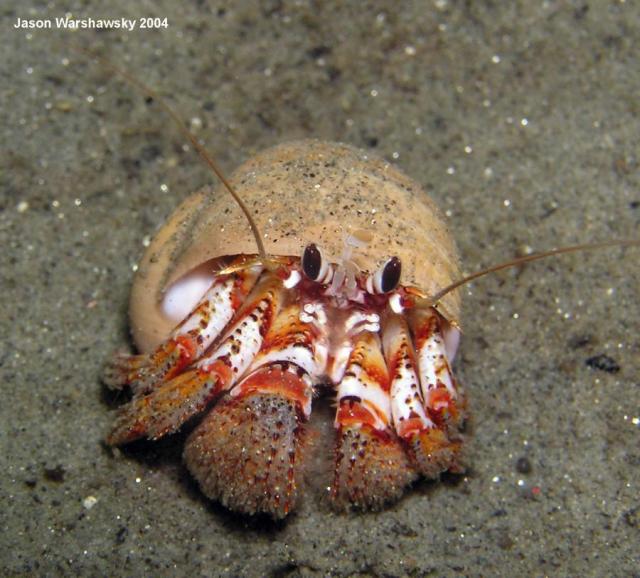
[302,244,322,280]
[367,256,402,294]
[301,243,333,284]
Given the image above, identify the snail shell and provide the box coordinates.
[130,139,462,352]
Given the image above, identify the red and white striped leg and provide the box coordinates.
[383,312,464,478]
[106,272,283,445]
[184,302,325,518]
[332,329,417,510]
[104,262,261,393]
[407,307,465,474]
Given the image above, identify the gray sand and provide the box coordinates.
[2,1,638,576]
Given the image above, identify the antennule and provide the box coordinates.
[66,44,269,265]
[427,239,640,307]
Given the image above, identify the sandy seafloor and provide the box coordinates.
[1,1,639,576]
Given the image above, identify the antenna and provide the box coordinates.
[426,239,640,307]
[66,44,270,265]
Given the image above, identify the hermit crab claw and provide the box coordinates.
[184,365,312,518]
[183,300,324,518]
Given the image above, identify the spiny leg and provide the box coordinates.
[104,261,261,394]
[332,328,417,510]
[383,312,464,478]
[106,272,283,445]
[184,301,325,518]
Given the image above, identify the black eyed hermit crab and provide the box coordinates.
[105,139,468,517]
[98,54,638,519]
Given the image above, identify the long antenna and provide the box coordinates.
[67,45,269,264]
[427,239,640,307]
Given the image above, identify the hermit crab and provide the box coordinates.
[105,138,468,517]
[99,55,638,519]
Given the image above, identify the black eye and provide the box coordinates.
[302,244,322,280]
[380,256,402,293]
